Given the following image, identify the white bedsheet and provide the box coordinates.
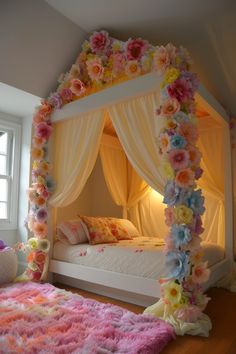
[53,237,225,280]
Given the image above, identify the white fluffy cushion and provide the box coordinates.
[56,219,88,245]
[0,248,17,285]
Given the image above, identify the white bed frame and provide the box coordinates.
[48,72,234,307]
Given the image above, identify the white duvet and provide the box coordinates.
[53,237,224,280]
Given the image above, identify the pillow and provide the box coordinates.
[56,218,88,245]
[79,216,117,245]
[106,218,133,240]
[113,219,141,238]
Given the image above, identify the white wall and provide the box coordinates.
[0,0,87,98]
[56,156,122,224]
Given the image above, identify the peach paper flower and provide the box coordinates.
[86,58,104,81]
[125,60,141,78]
[33,222,48,238]
[70,79,86,96]
[178,122,199,144]
[31,147,44,160]
[192,261,210,284]
[175,168,195,188]
[153,46,170,74]
[161,98,180,117]
[187,145,202,167]
[32,136,45,148]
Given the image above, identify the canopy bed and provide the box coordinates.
[19,32,234,338]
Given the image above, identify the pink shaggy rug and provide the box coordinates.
[0,282,174,353]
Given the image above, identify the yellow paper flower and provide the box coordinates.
[162,162,175,179]
[163,281,182,305]
[166,119,178,130]
[164,67,180,84]
[175,205,193,224]
[28,237,38,250]
[33,161,40,170]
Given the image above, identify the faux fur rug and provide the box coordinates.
[0,282,174,353]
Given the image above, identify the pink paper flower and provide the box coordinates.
[35,208,48,223]
[35,122,53,140]
[89,31,110,53]
[178,122,199,144]
[86,57,104,81]
[111,53,126,76]
[174,304,202,323]
[175,168,195,188]
[192,262,210,284]
[164,207,175,226]
[168,149,189,170]
[153,46,170,74]
[60,88,73,102]
[163,235,176,253]
[70,79,86,96]
[27,269,42,281]
[161,98,180,117]
[168,77,193,103]
[126,38,149,61]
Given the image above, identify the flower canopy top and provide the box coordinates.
[17,30,210,331]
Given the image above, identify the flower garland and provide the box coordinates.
[18,31,210,323]
[15,100,54,281]
[156,53,210,322]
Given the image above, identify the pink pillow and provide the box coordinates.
[56,219,88,245]
[80,216,117,245]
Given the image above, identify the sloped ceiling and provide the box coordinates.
[45,0,236,116]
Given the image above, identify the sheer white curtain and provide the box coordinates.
[197,121,225,246]
[100,133,150,218]
[50,111,105,207]
[108,92,165,194]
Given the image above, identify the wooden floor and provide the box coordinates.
[56,283,236,354]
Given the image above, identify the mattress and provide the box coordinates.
[53,237,225,280]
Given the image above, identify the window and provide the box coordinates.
[0,118,21,230]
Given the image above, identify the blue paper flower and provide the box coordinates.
[170,134,187,149]
[186,189,205,215]
[173,111,189,123]
[45,176,56,192]
[163,180,181,206]
[166,251,189,281]
[170,225,192,248]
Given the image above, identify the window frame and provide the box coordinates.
[0,117,21,230]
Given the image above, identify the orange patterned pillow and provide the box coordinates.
[80,216,117,245]
[106,218,133,240]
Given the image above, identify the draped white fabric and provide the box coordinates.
[129,190,167,239]
[50,111,105,207]
[49,90,225,248]
[100,134,150,218]
[197,121,225,246]
[108,92,166,194]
